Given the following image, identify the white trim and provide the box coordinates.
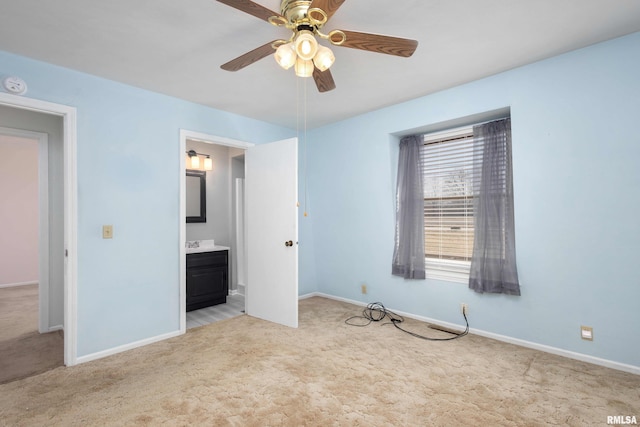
[236,283,246,297]
[308,292,640,376]
[38,131,49,333]
[48,323,63,332]
[75,330,182,365]
[469,329,640,376]
[179,134,187,334]
[0,92,78,366]
[423,124,473,143]
[178,129,254,334]
[298,292,321,300]
[0,281,38,289]
[182,130,253,150]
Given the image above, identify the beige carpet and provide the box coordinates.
[0,284,64,384]
[0,296,638,426]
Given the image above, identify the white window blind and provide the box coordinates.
[422,126,476,283]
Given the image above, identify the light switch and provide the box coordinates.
[103,225,113,239]
[580,326,593,341]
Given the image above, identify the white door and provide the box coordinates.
[245,137,298,328]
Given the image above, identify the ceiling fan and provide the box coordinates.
[217,0,418,92]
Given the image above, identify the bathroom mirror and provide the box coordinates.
[186,170,206,223]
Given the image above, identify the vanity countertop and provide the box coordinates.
[185,240,230,254]
[186,245,230,254]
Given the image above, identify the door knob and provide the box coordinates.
[285,240,293,247]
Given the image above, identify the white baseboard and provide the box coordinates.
[298,292,320,300]
[304,292,640,376]
[48,324,63,332]
[75,330,183,365]
[0,281,38,289]
[236,284,245,296]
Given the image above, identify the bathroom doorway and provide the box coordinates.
[179,130,299,332]
[183,138,247,329]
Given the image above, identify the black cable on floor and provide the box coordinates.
[345,302,468,341]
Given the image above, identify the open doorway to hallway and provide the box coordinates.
[0,122,62,383]
[0,92,78,367]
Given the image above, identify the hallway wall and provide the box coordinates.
[0,134,38,286]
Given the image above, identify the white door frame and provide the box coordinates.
[179,129,254,332]
[0,126,49,333]
[0,92,78,366]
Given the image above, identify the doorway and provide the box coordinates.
[183,137,247,328]
[0,129,62,383]
[179,130,253,332]
[0,93,78,366]
[179,130,300,332]
[0,128,48,330]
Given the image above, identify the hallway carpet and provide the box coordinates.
[0,284,64,384]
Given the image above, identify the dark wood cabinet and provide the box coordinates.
[186,250,228,312]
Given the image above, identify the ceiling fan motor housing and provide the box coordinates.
[280,0,317,27]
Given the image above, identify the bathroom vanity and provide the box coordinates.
[186,242,230,312]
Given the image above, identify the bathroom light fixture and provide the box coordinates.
[203,156,213,171]
[186,150,213,171]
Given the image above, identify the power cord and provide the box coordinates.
[345,302,468,341]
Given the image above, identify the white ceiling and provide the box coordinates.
[1,0,639,129]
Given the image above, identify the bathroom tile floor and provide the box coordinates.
[186,293,245,330]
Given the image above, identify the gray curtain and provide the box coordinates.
[392,135,426,279]
[469,118,520,295]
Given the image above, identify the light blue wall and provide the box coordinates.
[302,32,640,367]
[3,31,639,366]
[0,51,294,357]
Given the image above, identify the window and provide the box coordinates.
[392,116,515,286]
[421,126,476,283]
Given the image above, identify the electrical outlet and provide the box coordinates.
[361,284,367,294]
[460,303,468,316]
[581,326,593,341]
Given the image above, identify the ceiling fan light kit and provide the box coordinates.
[217,0,418,92]
[294,57,315,78]
[294,30,318,60]
[275,42,297,69]
[312,44,335,72]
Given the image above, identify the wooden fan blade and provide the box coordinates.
[221,41,277,71]
[309,0,346,21]
[312,67,336,92]
[336,30,418,57]
[216,0,283,23]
